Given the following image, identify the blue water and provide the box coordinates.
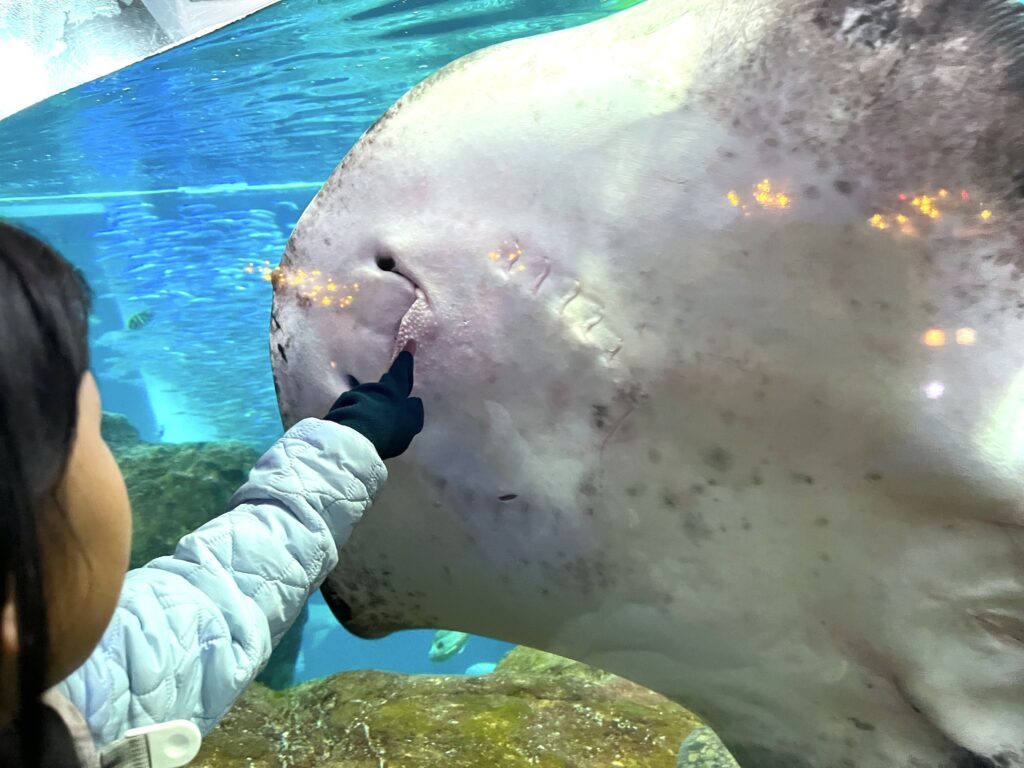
[0,0,631,681]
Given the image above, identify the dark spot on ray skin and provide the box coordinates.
[816,517,830,527]
[498,494,518,501]
[584,507,595,516]
[804,184,821,199]
[720,409,737,426]
[719,525,728,533]
[706,478,718,487]
[276,343,288,364]
[648,448,662,464]
[865,471,884,481]
[1012,170,1024,200]
[751,470,764,486]
[953,748,1007,768]
[764,137,779,148]
[849,717,876,731]
[741,518,752,531]
[833,179,855,195]
[792,472,815,485]
[820,552,831,562]
[592,404,609,429]
[580,480,597,497]
[663,491,679,508]
[626,484,646,497]
[691,484,705,495]
[615,383,644,407]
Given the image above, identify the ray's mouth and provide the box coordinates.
[392,287,432,359]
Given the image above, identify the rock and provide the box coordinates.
[193,646,703,767]
[118,438,260,569]
[101,412,143,454]
[676,726,741,768]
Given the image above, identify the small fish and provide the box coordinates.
[428,629,470,662]
[464,662,496,676]
[126,310,154,331]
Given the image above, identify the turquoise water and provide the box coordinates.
[0,0,631,682]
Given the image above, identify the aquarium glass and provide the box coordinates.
[0,0,635,685]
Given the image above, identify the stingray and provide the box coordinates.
[268,1,1024,765]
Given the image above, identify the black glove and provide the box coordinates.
[323,350,424,459]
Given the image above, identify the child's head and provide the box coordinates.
[0,222,132,743]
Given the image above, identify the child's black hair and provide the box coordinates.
[0,221,93,766]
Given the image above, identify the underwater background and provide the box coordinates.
[0,0,642,688]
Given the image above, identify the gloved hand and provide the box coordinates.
[323,347,424,460]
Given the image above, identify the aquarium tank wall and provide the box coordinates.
[0,0,640,696]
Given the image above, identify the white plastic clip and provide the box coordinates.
[101,720,202,768]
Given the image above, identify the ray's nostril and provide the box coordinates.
[375,252,397,271]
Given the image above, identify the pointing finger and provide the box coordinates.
[380,350,414,396]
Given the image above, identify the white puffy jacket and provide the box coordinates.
[50,417,386,765]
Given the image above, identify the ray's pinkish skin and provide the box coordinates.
[270,2,1024,765]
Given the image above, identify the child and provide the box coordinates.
[0,221,425,766]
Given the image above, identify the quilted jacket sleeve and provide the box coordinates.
[55,417,387,748]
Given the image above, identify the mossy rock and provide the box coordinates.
[103,410,260,569]
[119,439,260,568]
[194,646,703,767]
[496,643,611,680]
[101,412,143,454]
